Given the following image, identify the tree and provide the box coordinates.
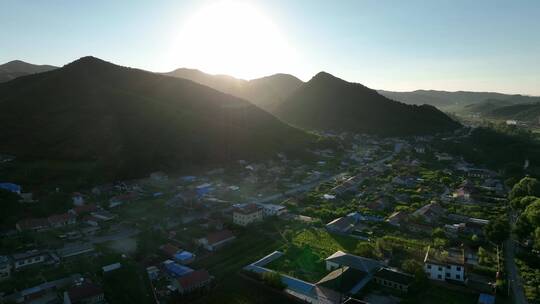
[523,200,540,228]
[432,227,445,238]
[509,177,540,200]
[478,247,489,265]
[401,259,428,290]
[354,243,381,259]
[484,216,510,244]
[510,196,539,211]
[534,227,540,251]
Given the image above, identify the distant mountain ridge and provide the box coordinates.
[0,56,312,180]
[0,60,57,82]
[378,89,540,109]
[165,68,303,111]
[274,72,460,135]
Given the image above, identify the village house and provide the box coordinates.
[147,266,160,281]
[435,153,453,161]
[414,145,426,153]
[326,216,356,234]
[174,251,196,265]
[2,274,82,304]
[56,243,95,260]
[233,204,263,226]
[70,203,98,217]
[412,202,445,224]
[163,260,194,278]
[324,251,382,294]
[90,210,116,221]
[258,203,287,217]
[0,256,12,281]
[64,282,106,304]
[373,268,415,292]
[48,213,77,228]
[453,180,477,203]
[198,230,236,251]
[72,192,85,206]
[424,246,465,282]
[161,243,181,258]
[386,211,408,227]
[468,169,497,179]
[12,250,48,270]
[172,269,212,295]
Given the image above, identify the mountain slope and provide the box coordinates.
[462,99,516,114]
[275,72,460,136]
[0,57,312,179]
[378,89,539,109]
[0,60,57,82]
[165,68,303,111]
[486,103,540,122]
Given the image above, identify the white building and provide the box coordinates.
[424,246,465,282]
[72,192,85,206]
[12,250,47,270]
[233,204,263,226]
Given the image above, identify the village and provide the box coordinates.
[0,130,508,304]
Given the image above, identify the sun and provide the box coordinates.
[171,1,296,79]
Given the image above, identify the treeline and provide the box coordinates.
[439,123,540,184]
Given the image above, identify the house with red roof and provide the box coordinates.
[64,282,105,304]
[70,204,98,217]
[172,270,212,295]
[160,243,181,257]
[197,230,236,251]
[47,213,77,228]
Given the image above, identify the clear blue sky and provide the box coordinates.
[1,0,539,95]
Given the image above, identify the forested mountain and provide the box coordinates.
[165,68,303,111]
[275,72,460,135]
[0,57,312,179]
[0,60,57,82]
[487,103,540,122]
[378,89,539,109]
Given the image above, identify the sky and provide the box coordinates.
[1,0,539,95]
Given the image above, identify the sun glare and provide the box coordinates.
[171,1,296,79]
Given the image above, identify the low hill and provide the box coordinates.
[0,57,312,180]
[0,60,57,82]
[165,68,303,111]
[275,72,460,136]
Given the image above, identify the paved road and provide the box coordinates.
[505,212,528,304]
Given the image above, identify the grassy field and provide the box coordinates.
[266,245,327,282]
[291,228,364,257]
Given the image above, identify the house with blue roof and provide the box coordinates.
[163,260,194,278]
[174,251,195,265]
[0,183,21,194]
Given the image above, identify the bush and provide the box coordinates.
[261,271,285,290]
